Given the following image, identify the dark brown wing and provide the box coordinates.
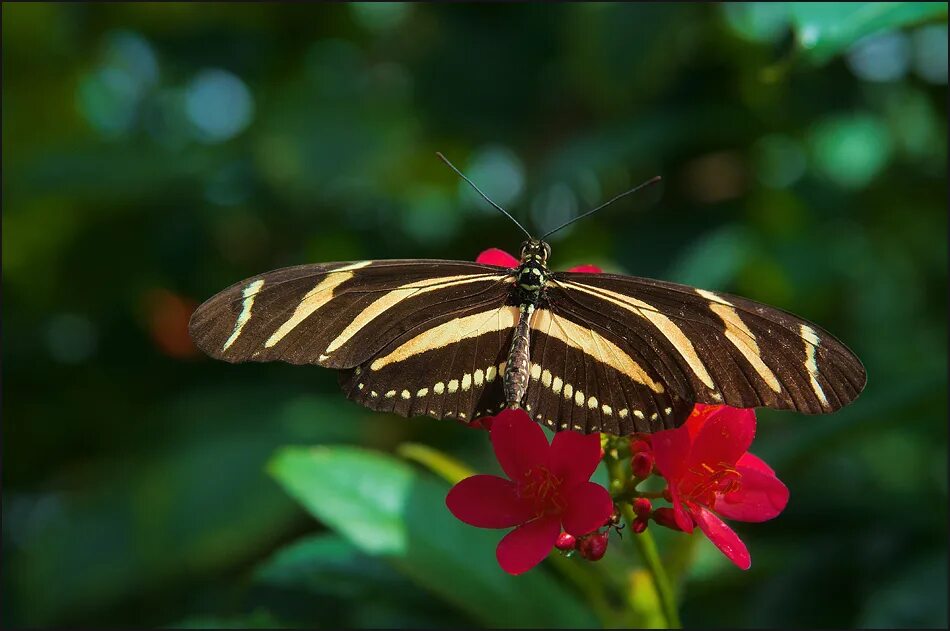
[338,302,516,424]
[545,271,866,419]
[519,304,695,434]
[189,260,514,370]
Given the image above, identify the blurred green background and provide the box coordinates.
[3,3,948,628]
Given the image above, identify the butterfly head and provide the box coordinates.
[520,239,552,265]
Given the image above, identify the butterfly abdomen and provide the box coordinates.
[504,303,535,408]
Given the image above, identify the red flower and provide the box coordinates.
[651,404,789,570]
[476,248,602,274]
[446,409,613,575]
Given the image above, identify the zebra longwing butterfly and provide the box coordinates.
[189,157,866,435]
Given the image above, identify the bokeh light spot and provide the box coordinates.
[459,146,525,213]
[809,114,893,189]
[75,30,159,138]
[846,32,911,83]
[185,69,255,143]
[350,2,411,32]
[721,3,790,43]
[912,24,948,84]
[142,289,199,359]
[530,183,578,240]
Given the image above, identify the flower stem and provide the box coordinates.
[620,502,682,629]
[605,445,681,629]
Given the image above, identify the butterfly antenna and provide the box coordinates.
[539,175,662,240]
[436,152,533,239]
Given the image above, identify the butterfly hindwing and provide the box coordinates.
[339,302,515,423]
[520,304,694,434]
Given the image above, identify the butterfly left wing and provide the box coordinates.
[189,259,514,370]
[543,271,866,424]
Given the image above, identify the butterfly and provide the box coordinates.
[189,154,866,435]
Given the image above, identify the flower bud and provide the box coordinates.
[652,507,685,532]
[555,532,576,551]
[632,452,654,478]
[632,497,653,516]
[631,515,649,534]
[578,531,609,561]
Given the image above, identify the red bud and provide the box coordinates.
[632,452,654,478]
[578,532,609,561]
[555,532,576,551]
[632,497,653,516]
[631,515,649,534]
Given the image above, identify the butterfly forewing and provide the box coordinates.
[550,271,866,416]
[189,260,514,369]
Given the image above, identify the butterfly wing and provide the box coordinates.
[538,271,866,433]
[338,301,517,423]
[518,300,695,435]
[189,260,515,371]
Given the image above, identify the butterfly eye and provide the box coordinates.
[542,242,552,261]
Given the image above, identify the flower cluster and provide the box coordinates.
[445,247,788,574]
[633,404,789,569]
[446,409,613,574]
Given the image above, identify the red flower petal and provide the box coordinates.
[651,425,691,482]
[567,263,603,274]
[476,248,519,268]
[446,474,534,528]
[490,409,550,481]
[693,506,751,570]
[496,515,561,575]
[688,406,756,471]
[683,403,722,440]
[560,481,614,537]
[670,494,695,534]
[736,451,775,476]
[549,430,602,488]
[714,465,789,523]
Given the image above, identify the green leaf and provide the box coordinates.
[396,442,475,485]
[269,446,597,628]
[788,2,948,63]
[255,533,409,598]
[254,533,466,627]
[5,388,375,626]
